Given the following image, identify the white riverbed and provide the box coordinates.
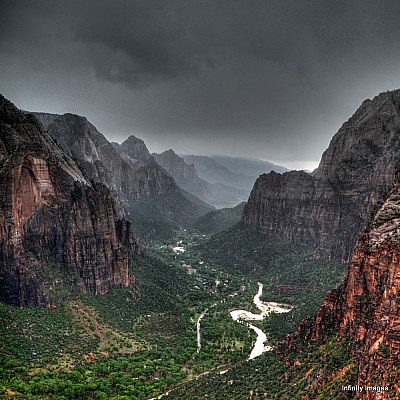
[230,282,292,360]
[172,246,186,253]
[196,309,208,353]
[149,283,292,399]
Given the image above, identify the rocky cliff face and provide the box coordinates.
[113,135,150,167]
[34,113,178,202]
[283,168,400,398]
[0,96,137,307]
[243,90,400,261]
[34,112,212,238]
[154,149,197,180]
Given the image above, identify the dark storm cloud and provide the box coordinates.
[55,1,400,85]
[2,0,400,168]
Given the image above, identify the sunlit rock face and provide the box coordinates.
[243,90,400,261]
[0,95,138,307]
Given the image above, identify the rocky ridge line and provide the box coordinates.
[33,112,179,204]
[242,90,400,261]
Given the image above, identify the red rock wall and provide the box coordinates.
[0,95,137,307]
[284,175,400,398]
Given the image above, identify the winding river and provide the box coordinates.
[149,283,292,399]
[230,282,292,360]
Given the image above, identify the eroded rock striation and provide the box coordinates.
[243,90,400,261]
[0,96,137,307]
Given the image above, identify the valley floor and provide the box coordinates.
[0,227,348,399]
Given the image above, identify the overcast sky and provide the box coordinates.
[2,1,400,170]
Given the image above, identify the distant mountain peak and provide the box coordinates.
[340,88,400,131]
[154,150,249,208]
[119,134,150,162]
[33,111,177,202]
[181,154,288,191]
[154,149,198,179]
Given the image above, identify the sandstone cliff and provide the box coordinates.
[282,168,400,398]
[243,90,400,261]
[0,96,137,307]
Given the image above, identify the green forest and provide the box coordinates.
[0,226,350,399]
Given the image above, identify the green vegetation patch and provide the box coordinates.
[126,192,212,240]
[197,223,348,341]
[193,202,245,235]
[163,336,357,400]
[0,302,96,367]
